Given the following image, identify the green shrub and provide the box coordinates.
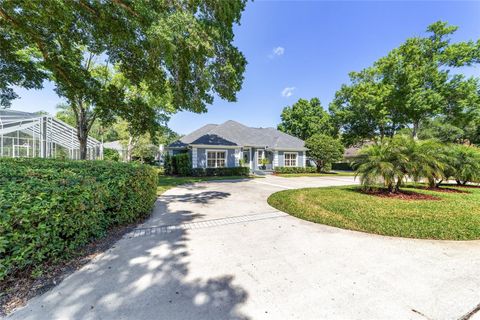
[332,162,353,171]
[191,167,249,177]
[0,158,157,280]
[103,148,120,161]
[164,153,173,175]
[164,152,191,175]
[444,144,480,185]
[274,167,316,174]
[175,153,191,176]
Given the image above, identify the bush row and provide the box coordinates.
[0,158,158,280]
[274,167,317,174]
[190,167,250,177]
[332,162,353,171]
[164,152,250,177]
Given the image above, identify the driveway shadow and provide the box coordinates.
[162,191,231,204]
[8,207,250,320]
[145,190,230,227]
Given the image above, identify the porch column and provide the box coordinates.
[234,148,240,167]
[303,151,306,167]
[250,148,253,170]
[192,147,198,168]
[273,151,279,169]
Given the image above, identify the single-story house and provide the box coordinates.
[167,120,307,172]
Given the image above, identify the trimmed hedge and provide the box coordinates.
[274,167,317,174]
[332,162,353,171]
[175,153,191,176]
[164,152,191,176]
[0,158,157,280]
[191,167,249,177]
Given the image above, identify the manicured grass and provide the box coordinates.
[157,175,254,194]
[267,185,480,240]
[276,171,357,178]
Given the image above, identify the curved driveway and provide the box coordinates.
[8,176,480,320]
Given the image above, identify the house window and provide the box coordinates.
[257,150,265,165]
[207,151,226,168]
[284,152,297,167]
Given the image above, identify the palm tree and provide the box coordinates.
[445,145,480,185]
[353,138,407,192]
[353,136,449,192]
[405,139,447,188]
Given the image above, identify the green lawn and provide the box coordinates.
[276,171,357,178]
[267,185,480,240]
[157,175,254,194]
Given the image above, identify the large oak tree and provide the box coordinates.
[0,0,247,158]
[330,21,480,146]
[278,97,336,141]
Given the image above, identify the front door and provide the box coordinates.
[257,149,265,169]
[242,148,250,168]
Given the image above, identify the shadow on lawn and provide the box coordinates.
[9,191,249,320]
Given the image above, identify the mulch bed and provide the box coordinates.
[414,186,470,194]
[362,189,441,201]
[0,220,142,316]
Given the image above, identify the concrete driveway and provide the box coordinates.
[8,176,480,320]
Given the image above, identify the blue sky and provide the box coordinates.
[10,0,480,135]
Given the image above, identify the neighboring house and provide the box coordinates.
[103,140,165,163]
[167,120,307,172]
[103,140,127,161]
[343,141,373,160]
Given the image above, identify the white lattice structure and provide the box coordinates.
[0,110,102,160]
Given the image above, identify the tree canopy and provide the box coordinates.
[0,0,247,158]
[330,21,480,146]
[305,134,344,172]
[278,98,336,141]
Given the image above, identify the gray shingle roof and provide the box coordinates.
[169,120,306,150]
[103,140,125,151]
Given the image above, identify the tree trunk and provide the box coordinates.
[427,177,436,188]
[394,177,402,193]
[387,183,394,193]
[316,160,323,173]
[126,136,135,162]
[76,106,89,160]
[435,179,443,188]
[412,121,419,140]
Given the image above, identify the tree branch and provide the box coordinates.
[77,0,98,15]
[112,0,139,17]
[0,7,74,91]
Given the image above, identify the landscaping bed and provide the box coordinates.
[0,158,158,314]
[0,221,139,316]
[267,185,480,240]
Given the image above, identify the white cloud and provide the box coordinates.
[269,46,285,58]
[281,87,295,98]
[273,46,285,56]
